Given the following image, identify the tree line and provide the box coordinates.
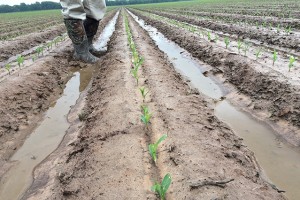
[0,0,184,13]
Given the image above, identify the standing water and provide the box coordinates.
[0,11,120,200]
[129,10,300,200]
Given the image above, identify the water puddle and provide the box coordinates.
[94,11,119,52]
[0,69,85,200]
[129,10,300,200]
[0,12,119,200]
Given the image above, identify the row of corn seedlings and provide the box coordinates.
[138,10,298,72]
[124,13,171,200]
[3,34,67,76]
[163,9,295,35]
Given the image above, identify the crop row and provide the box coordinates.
[124,11,171,200]
[161,9,300,31]
[0,21,63,41]
[132,0,300,19]
[136,9,299,52]
[3,34,67,76]
[0,18,62,34]
[131,9,298,73]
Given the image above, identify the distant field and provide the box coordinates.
[0,7,115,40]
[131,0,300,19]
[0,10,62,40]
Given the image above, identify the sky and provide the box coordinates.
[0,0,58,6]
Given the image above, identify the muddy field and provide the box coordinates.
[0,2,299,200]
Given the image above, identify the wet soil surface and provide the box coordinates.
[21,11,287,199]
[0,9,118,195]
[130,9,300,146]
[137,9,300,51]
[166,9,300,30]
[0,25,66,63]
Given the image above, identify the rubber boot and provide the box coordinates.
[64,19,99,63]
[84,17,105,56]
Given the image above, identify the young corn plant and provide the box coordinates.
[46,42,53,50]
[285,26,291,35]
[276,24,281,33]
[5,63,11,75]
[288,56,296,72]
[243,42,250,56]
[152,173,172,200]
[237,39,242,54]
[272,50,278,66]
[139,87,149,102]
[131,66,139,86]
[207,31,212,41]
[32,54,37,62]
[255,48,262,60]
[16,55,24,68]
[224,37,230,49]
[214,35,219,42]
[149,134,167,163]
[141,105,152,126]
[36,46,44,57]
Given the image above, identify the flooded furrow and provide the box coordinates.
[128,10,300,200]
[0,11,119,200]
[0,68,89,200]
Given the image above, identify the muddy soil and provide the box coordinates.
[21,10,287,200]
[129,9,300,146]
[137,9,300,51]
[0,25,66,63]
[166,9,300,30]
[0,9,118,188]
[24,13,153,200]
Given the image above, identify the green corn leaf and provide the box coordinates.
[156,134,167,146]
[162,173,172,194]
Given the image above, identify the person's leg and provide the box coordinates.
[82,0,106,55]
[83,0,106,21]
[60,0,86,20]
[60,0,99,63]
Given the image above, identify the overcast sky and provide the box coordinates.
[0,0,58,6]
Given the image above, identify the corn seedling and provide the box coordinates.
[32,54,37,62]
[237,39,242,54]
[276,24,281,33]
[149,134,167,163]
[151,173,172,200]
[16,55,24,68]
[288,56,296,72]
[5,63,11,75]
[255,48,262,59]
[131,66,139,86]
[256,22,259,29]
[46,42,53,50]
[36,46,44,57]
[207,31,212,41]
[272,50,278,66]
[214,35,219,42]
[139,87,149,101]
[141,105,152,125]
[285,26,291,34]
[243,42,250,56]
[224,37,230,49]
